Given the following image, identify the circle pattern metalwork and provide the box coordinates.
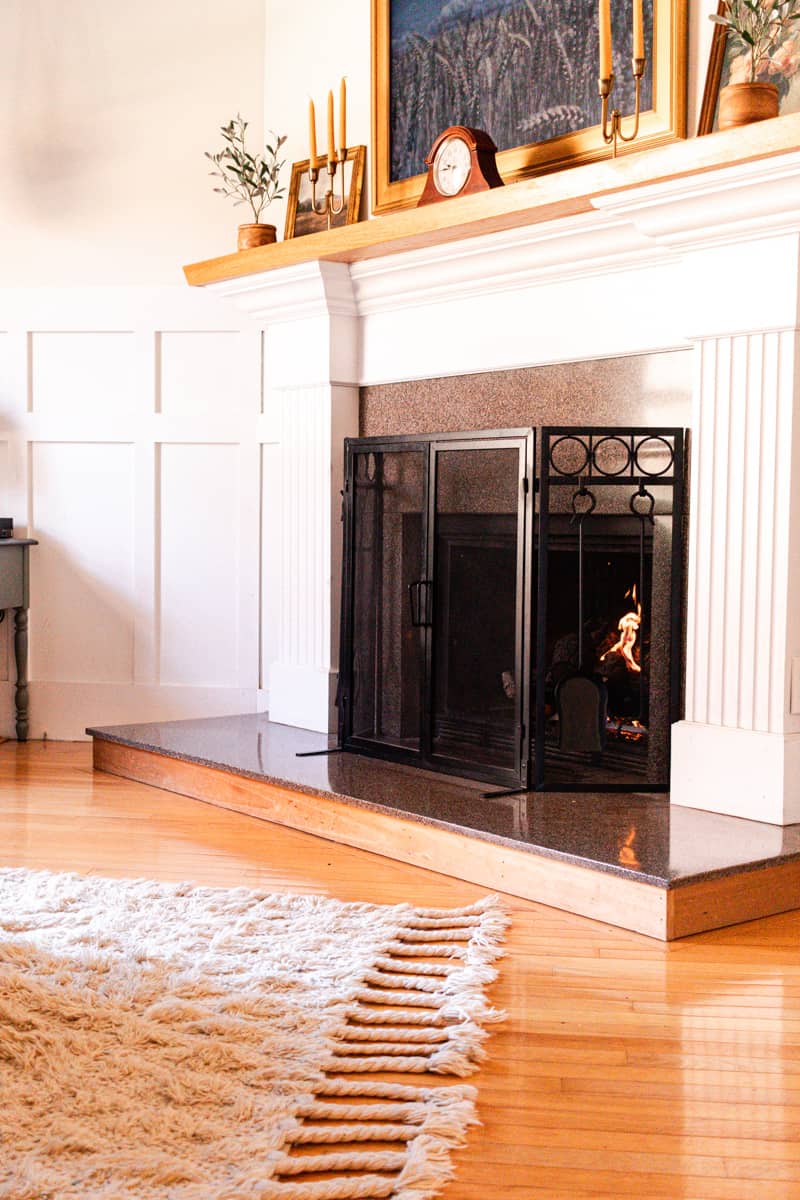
[592,436,630,477]
[549,434,675,479]
[634,435,674,478]
[549,435,590,478]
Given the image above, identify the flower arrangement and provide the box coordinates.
[712,0,800,84]
[206,116,287,224]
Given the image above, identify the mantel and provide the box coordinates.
[184,114,800,288]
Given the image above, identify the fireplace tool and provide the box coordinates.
[556,480,607,754]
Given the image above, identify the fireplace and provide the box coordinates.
[338,425,684,791]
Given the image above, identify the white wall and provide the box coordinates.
[0,2,273,738]
[0,0,267,283]
[264,0,717,234]
[264,0,371,237]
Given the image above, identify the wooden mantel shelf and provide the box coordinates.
[184,114,800,288]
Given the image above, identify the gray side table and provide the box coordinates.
[0,539,37,741]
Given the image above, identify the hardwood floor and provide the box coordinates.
[3,739,800,1198]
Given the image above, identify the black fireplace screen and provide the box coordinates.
[338,426,684,792]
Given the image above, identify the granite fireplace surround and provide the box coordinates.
[355,361,690,792]
[197,149,800,829]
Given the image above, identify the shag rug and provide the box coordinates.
[0,869,507,1200]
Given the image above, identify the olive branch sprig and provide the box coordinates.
[711,0,800,82]
[206,115,287,223]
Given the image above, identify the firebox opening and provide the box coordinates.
[542,531,653,784]
[339,426,684,793]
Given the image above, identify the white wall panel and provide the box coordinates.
[31,333,135,417]
[0,334,8,406]
[0,287,266,739]
[31,442,135,684]
[0,440,10,515]
[160,332,252,418]
[159,442,240,688]
[0,439,10,684]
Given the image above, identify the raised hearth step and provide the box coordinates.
[88,714,800,941]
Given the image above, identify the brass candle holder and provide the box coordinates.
[308,148,348,231]
[599,56,646,158]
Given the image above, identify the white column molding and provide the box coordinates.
[670,232,800,821]
[232,264,360,733]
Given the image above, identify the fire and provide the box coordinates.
[601,585,642,674]
[618,825,641,870]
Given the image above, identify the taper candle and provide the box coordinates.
[308,98,318,165]
[599,0,612,79]
[339,78,347,152]
[327,90,336,165]
[633,0,644,60]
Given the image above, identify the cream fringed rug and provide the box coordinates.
[0,869,507,1200]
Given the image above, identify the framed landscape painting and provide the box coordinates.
[371,0,688,213]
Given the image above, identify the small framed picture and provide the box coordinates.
[284,145,366,239]
[698,1,800,134]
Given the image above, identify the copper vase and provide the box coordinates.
[718,82,779,131]
[237,223,277,251]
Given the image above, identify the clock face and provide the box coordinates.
[432,135,472,197]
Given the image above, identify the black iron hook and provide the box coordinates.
[570,477,597,524]
[630,480,655,525]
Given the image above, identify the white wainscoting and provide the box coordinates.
[0,287,273,740]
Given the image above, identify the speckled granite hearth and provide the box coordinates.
[89,713,800,940]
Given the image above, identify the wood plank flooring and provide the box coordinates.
[3,740,800,1198]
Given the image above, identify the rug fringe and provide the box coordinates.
[256,1174,397,1199]
[265,896,508,1199]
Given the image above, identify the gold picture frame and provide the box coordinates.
[697,1,800,135]
[284,145,366,239]
[371,0,688,215]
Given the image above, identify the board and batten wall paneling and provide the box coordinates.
[159,442,244,688]
[30,441,136,685]
[31,333,137,417]
[0,289,269,740]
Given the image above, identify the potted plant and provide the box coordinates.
[711,0,800,129]
[206,115,287,250]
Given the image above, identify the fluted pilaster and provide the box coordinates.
[672,328,800,823]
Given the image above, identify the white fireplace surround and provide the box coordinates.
[206,150,800,827]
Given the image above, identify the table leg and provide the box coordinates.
[14,606,29,742]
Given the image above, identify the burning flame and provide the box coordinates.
[619,825,641,870]
[601,585,642,674]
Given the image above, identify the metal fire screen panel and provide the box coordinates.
[338,426,684,792]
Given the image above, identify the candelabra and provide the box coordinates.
[598,56,646,158]
[308,148,348,231]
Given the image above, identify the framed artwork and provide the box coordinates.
[284,145,366,239]
[371,0,688,214]
[698,2,800,135]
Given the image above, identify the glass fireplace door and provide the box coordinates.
[344,444,428,757]
[427,443,529,780]
[340,430,533,788]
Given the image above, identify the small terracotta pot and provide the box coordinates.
[718,82,779,131]
[237,223,277,251]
